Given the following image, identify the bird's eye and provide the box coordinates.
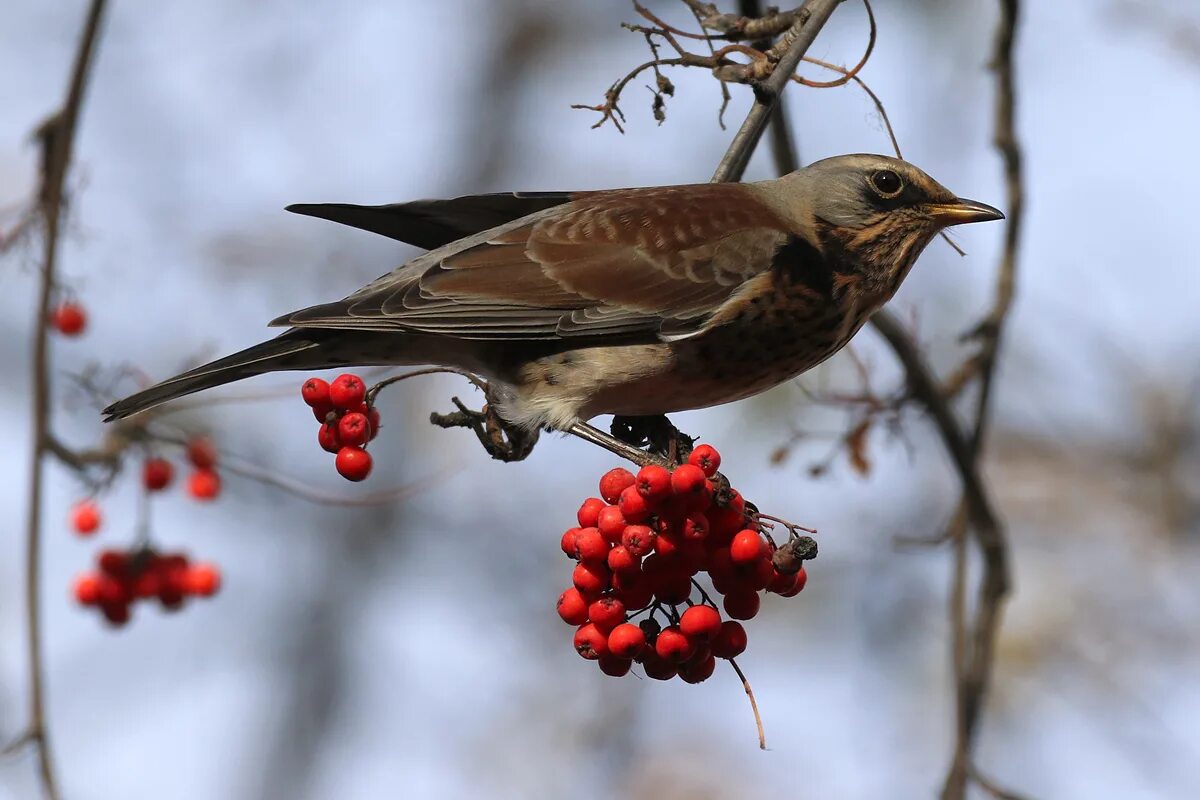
[871,169,903,196]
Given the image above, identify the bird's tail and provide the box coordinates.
[101,329,397,421]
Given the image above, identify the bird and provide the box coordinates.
[102,154,1002,432]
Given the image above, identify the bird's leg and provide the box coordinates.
[610,415,695,464]
[429,396,538,463]
[567,421,670,468]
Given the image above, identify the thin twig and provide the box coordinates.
[18,2,109,797]
[728,657,767,750]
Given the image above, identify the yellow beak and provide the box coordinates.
[926,198,1005,226]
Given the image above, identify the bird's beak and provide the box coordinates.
[925,198,1005,226]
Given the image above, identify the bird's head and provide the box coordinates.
[767,153,1003,293]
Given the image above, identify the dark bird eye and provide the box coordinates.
[871,169,902,196]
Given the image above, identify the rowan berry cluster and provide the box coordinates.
[72,548,221,627]
[557,444,811,682]
[300,373,380,482]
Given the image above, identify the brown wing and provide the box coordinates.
[277,182,791,341]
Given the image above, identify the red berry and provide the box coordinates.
[654,626,695,664]
[183,563,221,596]
[607,545,640,574]
[617,485,651,523]
[328,374,366,410]
[620,524,656,558]
[587,596,626,632]
[577,497,605,529]
[730,529,765,565]
[635,464,671,504]
[142,457,174,491]
[301,377,331,408]
[97,550,128,577]
[338,412,371,447]
[607,623,647,659]
[70,501,101,536]
[779,567,808,597]
[687,444,721,477]
[318,423,341,453]
[679,604,722,641]
[737,555,775,592]
[723,588,761,620]
[653,572,693,605]
[598,654,632,677]
[97,574,129,606]
[574,527,609,563]
[184,437,218,470]
[573,623,609,660]
[611,570,653,609]
[670,463,707,499]
[560,528,581,558]
[596,505,626,542]
[641,651,678,681]
[188,469,221,501]
[557,588,590,625]
[366,406,382,440]
[130,569,161,599]
[679,653,717,684]
[72,573,101,605]
[682,513,709,542]
[50,302,87,336]
[572,562,610,595]
[311,402,335,423]
[335,447,372,482]
[711,621,748,659]
[653,529,681,558]
[101,602,131,627]
[598,467,635,504]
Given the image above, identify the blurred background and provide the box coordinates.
[1,0,1198,798]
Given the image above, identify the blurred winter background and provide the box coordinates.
[1,0,1198,798]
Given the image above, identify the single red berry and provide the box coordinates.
[70,500,101,536]
[611,570,653,609]
[318,423,341,453]
[560,528,581,558]
[101,602,131,627]
[635,464,671,504]
[737,555,775,592]
[617,485,650,523]
[573,623,609,660]
[711,621,748,659]
[188,469,221,501]
[596,505,626,543]
[607,545,640,574]
[572,562,611,595]
[653,529,682,558]
[779,567,808,598]
[682,513,709,542]
[577,497,606,529]
[687,444,721,477]
[301,377,331,408]
[158,587,185,611]
[183,437,218,470]
[654,626,696,664]
[588,596,626,632]
[366,406,382,440]
[679,604,722,641]
[620,524,656,558]
[598,654,632,677]
[653,572,693,606]
[730,529,765,565]
[143,457,174,491]
[97,549,129,577]
[311,402,335,423]
[598,467,636,504]
[50,302,87,336]
[641,651,678,681]
[335,447,372,482]
[607,622,647,659]
[72,573,101,605]
[574,527,609,563]
[183,563,221,596]
[557,588,590,625]
[679,653,717,684]
[670,463,707,498]
[338,412,371,447]
[130,569,161,599]
[722,588,761,620]
[328,374,366,410]
[97,574,130,606]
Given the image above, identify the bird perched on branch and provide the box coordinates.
[103,154,1001,430]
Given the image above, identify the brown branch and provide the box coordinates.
[16,2,109,797]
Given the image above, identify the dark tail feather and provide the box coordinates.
[102,331,343,421]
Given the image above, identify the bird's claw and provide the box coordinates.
[429,396,538,463]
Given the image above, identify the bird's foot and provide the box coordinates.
[429,396,539,463]
[610,415,695,464]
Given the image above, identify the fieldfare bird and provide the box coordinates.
[102,154,1002,431]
